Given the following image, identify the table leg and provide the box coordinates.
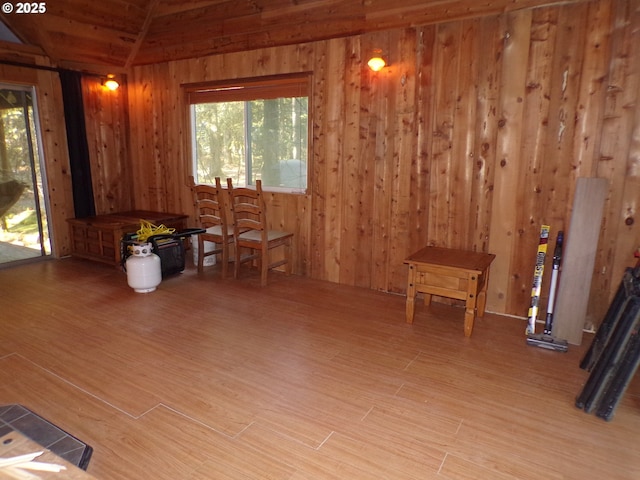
[406,265,416,324]
[423,291,432,306]
[464,273,480,337]
[477,270,490,317]
[464,309,476,337]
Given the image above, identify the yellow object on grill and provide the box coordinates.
[135,219,175,243]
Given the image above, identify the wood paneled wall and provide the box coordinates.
[82,76,132,214]
[91,0,639,324]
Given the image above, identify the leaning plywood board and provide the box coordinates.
[553,177,609,345]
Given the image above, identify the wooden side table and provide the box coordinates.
[404,246,495,337]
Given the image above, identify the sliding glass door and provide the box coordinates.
[0,84,51,265]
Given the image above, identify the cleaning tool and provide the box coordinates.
[526,231,569,352]
[526,225,550,335]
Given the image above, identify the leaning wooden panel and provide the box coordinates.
[553,177,609,345]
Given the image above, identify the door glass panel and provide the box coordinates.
[0,85,51,265]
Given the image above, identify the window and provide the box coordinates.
[186,73,310,192]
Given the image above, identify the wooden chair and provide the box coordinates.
[227,178,293,286]
[189,176,235,277]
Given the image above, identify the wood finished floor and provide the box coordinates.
[1,258,639,479]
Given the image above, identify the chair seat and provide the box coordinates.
[204,224,235,238]
[237,229,293,243]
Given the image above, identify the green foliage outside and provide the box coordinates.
[0,87,49,254]
[193,96,308,189]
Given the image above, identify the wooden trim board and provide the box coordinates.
[553,177,609,345]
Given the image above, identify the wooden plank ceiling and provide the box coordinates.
[0,0,588,70]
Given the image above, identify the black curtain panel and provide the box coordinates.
[59,69,95,218]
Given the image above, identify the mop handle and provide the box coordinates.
[544,231,564,334]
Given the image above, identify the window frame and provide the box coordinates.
[185,73,312,194]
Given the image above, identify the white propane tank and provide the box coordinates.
[126,242,162,293]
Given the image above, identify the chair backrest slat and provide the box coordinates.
[189,176,230,232]
[227,178,268,240]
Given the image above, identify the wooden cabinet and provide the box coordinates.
[67,211,188,267]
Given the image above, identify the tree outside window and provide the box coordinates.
[188,74,310,192]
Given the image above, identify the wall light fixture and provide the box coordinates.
[102,74,119,91]
[367,49,386,72]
